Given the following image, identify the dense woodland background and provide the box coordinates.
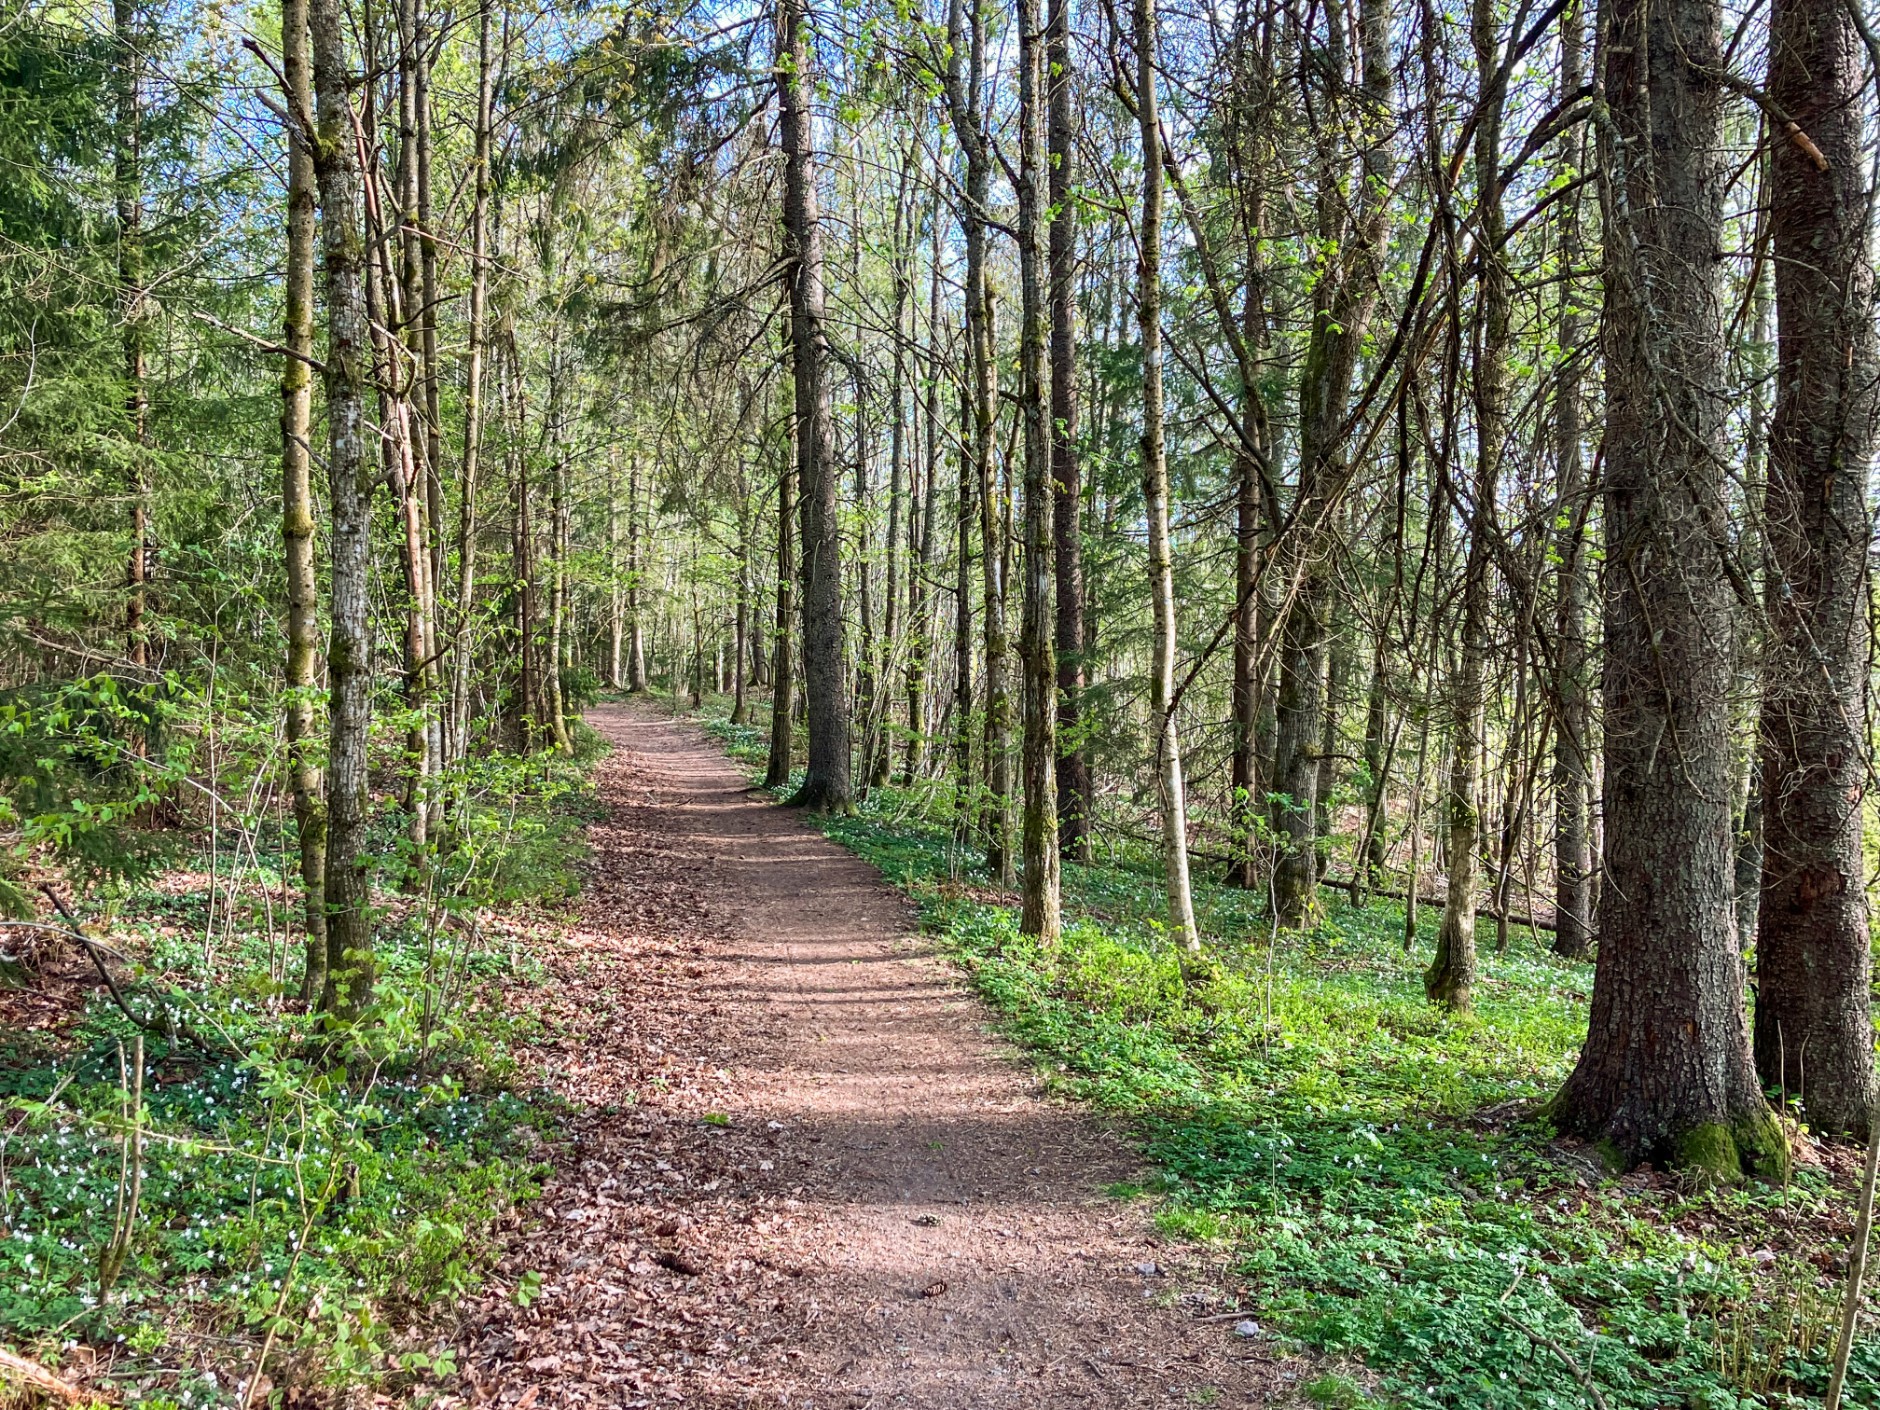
[4,0,1880,1395]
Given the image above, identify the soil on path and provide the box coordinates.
[447,703,1295,1408]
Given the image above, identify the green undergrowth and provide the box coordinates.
[0,723,604,1404]
[701,710,1878,1409]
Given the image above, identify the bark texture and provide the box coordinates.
[1551,0,1783,1177]
[1134,0,1200,955]
[778,0,851,812]
[1048,0,1091,862]
[280,0,327,1004]
[308,0,376,1016]
[1752,0,1878,1141]
[1017,0,1060,942]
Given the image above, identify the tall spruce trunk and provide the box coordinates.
[944,0,1008,877]
[280,0,327,1003]
[450,0,495,766]
[1268,0,1393,928]
[1550,0,1784,1177]
[1134,0,1200,955]
[952,381,977,864]
[765,333,800,790]
[308,0,376,1016]
[905,216,943,783]
[1228,275,1268,891]
[732,487,751,725]
[1048,0,1091,860]
[1752,0,1879,1141]
[854,366,879,793]
[978,289,1012,883]
[608,456,623,689]
[778,0,851,811]
[115,0,150,669]
[1550,0,1595,961]
[875,185,908,787]
[905,214,943,781]
[1017,0,1060,942]
[627,459,649,692]
[1426,0,1509,1010]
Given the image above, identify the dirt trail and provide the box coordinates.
[450,703,1292,1408]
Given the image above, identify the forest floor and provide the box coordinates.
[443,702,1293,1408]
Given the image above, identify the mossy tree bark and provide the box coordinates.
[1550,0,1784,1178]
[308,0,377,1017]
[279,0,327,1005]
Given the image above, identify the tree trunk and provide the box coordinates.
[308,0,376,1017]
[943,0,1007,876]
[608,456,623,689]
[1550,0,1784,1178]
[1017,0,1060,943]
[854,360,878,794]
[778,0,851,812]
[1427,0,1508,1010]
[1268,0,1393,929]
[449,0,495,766]
[905,212,943,783]
[1353,630,1390,902]
[952,379,977,865]
[115,0,149,668]
[875,180,909,788]
[1048,0,1091,862]
[627,459,649,692]
[765,330,799,790]
[280,0,327,1004]
[732,487,751,725]
[1134,0,1199,956]
[1550,0,1595,962]
[1752,0,1879,1141]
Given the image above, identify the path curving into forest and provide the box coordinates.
[450,702,1294,1408]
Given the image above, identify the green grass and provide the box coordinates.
[702,709,1879,1410]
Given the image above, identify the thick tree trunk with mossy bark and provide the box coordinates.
[280,0,327,1005]
[1549,0,1783,1179]
[1751,0,1878,1143]
[778,0,850,813]
[308,0,376,1017]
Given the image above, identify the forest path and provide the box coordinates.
[453,702,1292,1408]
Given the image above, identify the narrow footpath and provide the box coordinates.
[447,703,1294,1408]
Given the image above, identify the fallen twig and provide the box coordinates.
[1826,1106,1880,1410]
[1491,1304,1609,1410]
